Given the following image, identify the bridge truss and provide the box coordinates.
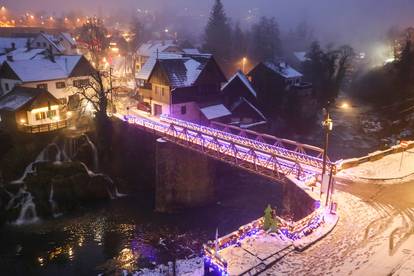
[123,114,335,182]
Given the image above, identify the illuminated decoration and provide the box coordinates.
[20,118,26,124]
[123,114,335,181]
[204,208,326,275]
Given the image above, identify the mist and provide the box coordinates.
[5,0,414,50]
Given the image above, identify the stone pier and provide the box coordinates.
[155,138,216,212]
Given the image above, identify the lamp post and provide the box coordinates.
[321,106,333,207]
[242,57,247,74]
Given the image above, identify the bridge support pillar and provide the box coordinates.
[155,138,216,212]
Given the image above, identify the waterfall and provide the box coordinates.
[82,134,99,172]
[49,183,62,218]
[13,190,39,225]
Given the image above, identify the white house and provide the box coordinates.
[0,54,95,107]
[30,32,77,55]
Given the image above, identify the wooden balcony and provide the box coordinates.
[18,119,70,134]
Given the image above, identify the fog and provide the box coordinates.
[5,0,414,50]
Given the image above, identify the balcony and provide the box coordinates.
[18,119,71,134]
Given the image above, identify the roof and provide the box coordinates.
[0,86,56,111]
[60,32,76,46]
[293,51,309,62]
[0,37,29,53]
[230,97,267,121]
[0,48,45,63]
[182,48,201,55]
[136,53,183,80]
[263,61,303,79]
[4,55,83,82]
[157,57,209,88]
[40,33,65,52]
[137,40,181,57]
[222,70,257,98]
[200,104,231,120]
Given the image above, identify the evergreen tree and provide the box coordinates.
[231,22,248,62]
[203,0,232,65]
[251,17,281,62]
[263,204,273,231]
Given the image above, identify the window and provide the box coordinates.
[73,79,89,88]
[56,81,66,89]
[37,83,48,90]
[36,42,40,47]
[4,83,9,91]
[35,112,46,121]
[42,42,47,47]
[181,105,187,115]
[161,87,165,97]
[47,110,57,118]
[59,98,67,105]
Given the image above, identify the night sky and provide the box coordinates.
[4,0,414,47]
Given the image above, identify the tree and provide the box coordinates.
[78,18,108,67]
[251,17,281,62]
[74,67,113,168]
[231,22,249,62]
[304,42,354,105]
[203,0,232,65]
[131,17,150,50]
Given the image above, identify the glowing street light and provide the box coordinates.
[164,28,169,33]
[242,57,247,73]
[340,101,350,109]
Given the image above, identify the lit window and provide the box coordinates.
[37,83,48,90]
[56,82,66,89]
[47,110,57,118]
[35,112,46,120]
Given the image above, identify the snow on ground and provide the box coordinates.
[339,149,414,180]
[261,180,414,276]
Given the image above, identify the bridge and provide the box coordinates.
[118,113,335,183]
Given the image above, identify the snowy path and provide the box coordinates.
[339,149,414,180]
[261,180,414,275]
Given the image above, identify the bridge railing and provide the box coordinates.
[124,115,318,180]
[160,115,334,173]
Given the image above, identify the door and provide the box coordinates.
[153,104,162,116]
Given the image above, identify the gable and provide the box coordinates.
[27,91,60,111]
[194,57,226,86]
[69,56,95,78]
[0,62,21,80]
[148,61,170,86]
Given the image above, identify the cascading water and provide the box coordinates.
[49,183,62,218]
[13,189,39,225]
[82,134,99,172]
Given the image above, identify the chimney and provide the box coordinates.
[48,45,55,62]
[11,42,16,50]
[26,38,32,51]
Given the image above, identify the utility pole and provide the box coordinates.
[109,67,114,114]
[321,106,333,206]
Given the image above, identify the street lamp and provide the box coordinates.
[321,106,333,207]
[242,57,247,74]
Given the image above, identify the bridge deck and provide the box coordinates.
[118,113,334,182]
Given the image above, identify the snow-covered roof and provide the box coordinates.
[200,104,231,120]
[293,51,309,62]
[136,53,182,80]
[41,33,65,52]
[222,70,257,98]
[5,55,83,82]
[0,37,29,53]
[264,61,303,79]
[0,86,56,111]
[0,48,45,64]
[137,40,181,57]
[60,32,76,46]
[182,48,201,55]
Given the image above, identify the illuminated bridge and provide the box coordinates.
[119,114,335,182]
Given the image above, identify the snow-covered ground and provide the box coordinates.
[339,148,414,181]
[262,179,414,276]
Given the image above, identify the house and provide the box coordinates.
[248,61,316,123]
[0,37,30,55]
[136,40,184,72]
[0,54,95,108]
[138,55,227,122]
[221,71,267,129]
[30,32,77,55]
[0,86,69,133]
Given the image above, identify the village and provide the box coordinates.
[0,1,414,276]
